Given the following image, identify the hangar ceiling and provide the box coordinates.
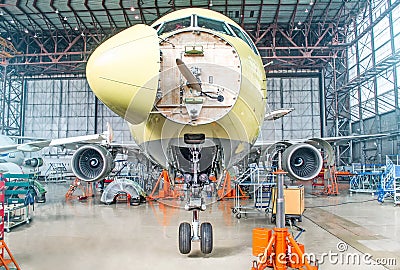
[0,0,366,75]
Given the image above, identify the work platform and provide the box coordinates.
[232,165,275,219]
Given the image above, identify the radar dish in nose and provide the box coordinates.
[176,58,202,92]
[86,24,160,125]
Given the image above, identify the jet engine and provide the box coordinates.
[281,143,323,181]
[71,145,114,182]
[24,157,44,167]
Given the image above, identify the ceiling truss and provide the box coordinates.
[0,0,366,76]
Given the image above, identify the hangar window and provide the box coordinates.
[229,24,259,55]
[197,16,233,36]
[158,16,192,35]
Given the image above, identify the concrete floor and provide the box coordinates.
[4,182,400,270]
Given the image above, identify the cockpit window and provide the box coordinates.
[229,24,259,55]
[157,17,191,35]
[197,16,233,36]
[153,23,161,31]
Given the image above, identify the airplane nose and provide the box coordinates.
[86,24,160,125]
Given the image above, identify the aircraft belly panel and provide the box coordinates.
[129,99,259,169]
[132,137,250,172]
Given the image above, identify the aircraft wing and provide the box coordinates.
[0,140,50,154]
[0,134,107,154]
[49,134,107,150]
[319,133,388,144]
[0,144,25,154]
[254,133,388,148]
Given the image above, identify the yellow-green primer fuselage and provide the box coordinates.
[86,8,267,174]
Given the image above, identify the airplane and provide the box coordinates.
[1,7,385,254]
[83,7,334,255]
[0,134,46,174]
[0,131,112,177]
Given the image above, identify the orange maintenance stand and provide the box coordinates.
[251,168,318,270]
[252,227,318,270]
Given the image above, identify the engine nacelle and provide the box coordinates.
[24,157,44,167]
[71,145,114,182]
[282,143,323,181]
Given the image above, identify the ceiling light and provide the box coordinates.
[34,33,37,38]
[0,11,4,16]
[24,29,28,33]
[294,26,299,30]
[7,37,11,40]
[55,9,59,14]
[310,1,314,5]
[135,15,139,19]
[298,21,302,25]
[81,32,85,37]
[63,17,67,21]
[74,26,78,31]
[305,8,309,13]
[130,6,135,12]
[209,0,213,6]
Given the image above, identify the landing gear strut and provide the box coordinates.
[178,140,213,254]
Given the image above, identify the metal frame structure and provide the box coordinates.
[0,67,24,137]
[0,0,398,166]
[344,0,400,164]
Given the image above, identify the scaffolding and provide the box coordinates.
[377,155,400,205]
[44,162,69,182]
[349,163,384,194]
[232,165,275,219]
[0,69,24,137]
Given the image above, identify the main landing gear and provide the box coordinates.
[178,135,213,255]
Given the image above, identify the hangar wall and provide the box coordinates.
[23,78,132,145]
[260,75,321,142]
[23,76,322,148]
[347,1,400,163]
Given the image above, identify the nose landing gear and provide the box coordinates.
[178,138,213,255]
[178,210,213,255]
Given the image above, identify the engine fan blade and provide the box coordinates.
[176,58,202,92]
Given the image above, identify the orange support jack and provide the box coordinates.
[312,165,339,196]
[252,158,318,270]
[217,171,247,200]
[323,165,339,196]
[148,170,181,200]
[252,228,318,270]
[65,177,94,201]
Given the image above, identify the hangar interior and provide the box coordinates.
[1,0,399,164]
[0,1,400,270]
